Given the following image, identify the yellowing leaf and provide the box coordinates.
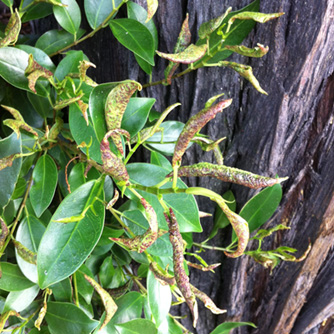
[145,0,158,23]
[225,43,269,58]
[157,44,207,64]
[0,9,21,48]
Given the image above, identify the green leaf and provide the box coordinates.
[35,29,85,56]
[21,3,53,22]
[147,270,171,328]
[0,132,22,208]
[1,0,13,7]
[146,121,187,156]
[3,284,40,312]
[77,265,95,304]
[110,19,155,65]
[0,47,49,96]
[69,103,102,163]
[97,292,143,333]
[11,177,26,199]
[115,319,158,334]
[45,302,99,334]
[84,0,122,29]
[15,215,46,283]
[126,163,201,232]
[50,278,72,302]
[93,226,124,256]
[210,321,256,334]
[0,263,35,291]
[121,98,156,137]
[30,154,58,218]
[98,256,115,288]
[195,0,260,65]
[68,162,86,192]
[121,210,173,257]
[150,151,172,172]
[54,50,83,81]
[156,44,207,64]
[37,179,105,288]
[53,0,81,35]
[27,92,53,119]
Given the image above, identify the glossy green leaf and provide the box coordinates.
[68,162,86,192]
[53,0,81,35]
[35,29,85,56]
[21,3,53,22]
[0,263,35,291]
[98,256,115,288]
[15,215,46,283]
[240,184,282,233]
[50,278,72,302]
[30,154,58,218]
[150,151,172,172]
[3,285,40,312]
[27,92,53,119]
[54,50,83,81]
[29,327,51,334]
[195,0,260,65]
[1,0,13,7]
[12,177,26,199]
[77,265,94,304]
[46,302,99,334]
[0,47,49,97]
[147,270,171,328]
[126,163,201,232]
[0,132,22,208]
[121,98,155,137]
[93,226,124,256]
[146,121,187,156]
[69,103,102,163]
[97,292,143,333]
[85,0,122,29]
[116,319,158,334]
[210,321,256,334]
[110,19,155,65]
[121,210,172,257]
[37,179,105,288]
[209,190,236,240]
[161,315,183,334]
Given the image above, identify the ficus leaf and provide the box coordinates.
[0,9,21,48]
[145,0,158,23]
[157,44,207,64]
[225,43,269,58]
[227,11,284,28]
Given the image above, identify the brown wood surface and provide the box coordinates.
[35,1,334,333]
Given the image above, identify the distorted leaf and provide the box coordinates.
[157,44,207,64]
[12,239,37,264]
[145,0,158,22]
[0,9,21,47]
[225,43,269,57]
[227,11,284,29]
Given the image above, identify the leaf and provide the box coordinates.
[210,321,256,334]
[54,50,83,81]
[156,44,207,64]
[147,270,171,328]
[30,154,58,218]
[68,162,86,192]
[0,9,21,47]
[50,278,72,302]
[0,133,21,208]
[77,265,95,304]
[0,263,35,291]
[45,302,99,334]
[27,92,53,119]
[121,98,155,137]
[35,29,85,56]
[0,47,49,96]
[145,0,158,22]
[85,0,122,29]
[97,291,143,333]
[115,319,158,334]
[110,19,155,65]
[126,163,202,233]
[53,0,81,35]
[3,284,40,312]
[21,3,53,22]
[150,151,172,172]
[15,216,46,283]
[12,177,27,199]
[37,179,105,288]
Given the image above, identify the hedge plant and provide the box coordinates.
[0,0,310,333]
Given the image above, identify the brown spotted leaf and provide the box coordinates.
[47,117,64,142]
[12,239,37,264]
[106,189,119,210]
[225,43,269,58]
[0,311,22,331]
[145,0,158,22]
[191,285,226,314]
[187,262,221,272]
[54,94,84,110]
[106,129,131,156]
[77,100,89,126]
[0,154,17,171]
[172,99,232,167]
[0,218,8,249]
[168,162,288,189]
[157,44,208,64]
[84,274,118,330]
[34,301,47,330]
[108,280,131,299]
[0,9,21,47]
[25,54,53,76]
[27,70,52,94]
[78,60,96,81]
[149,262,176,286]
[140,197,158,233]
[228,11,284,28]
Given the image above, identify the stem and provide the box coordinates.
[73,272,80,307]
[124,140,141,164]
[110,208,136,238]
[193,242,228,252]
[49,0,126,57]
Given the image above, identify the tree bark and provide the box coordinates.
[38,0,334,333]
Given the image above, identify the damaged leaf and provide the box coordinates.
[225,43,269,58]
[157,44,207,64]
[0,9,21,48]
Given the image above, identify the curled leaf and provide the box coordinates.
[187,262,220,272]
[54,94,84,110]
[106,189,120,210]
[252,224,290,241]
[0,9,21,47]
[149,262,176,286]
[77,100,89,126]
[157,44,207,64]
[165,208,198,327]
[165,14,191,84]
[218,61,267,95]
[191,285,226,314]
[0,154,17,171]
[108,280,131,299]
[12,239,37,264]
[100,132,130,186]
[168,162,288,189]
[2,105,38,138]
[145,0,158,23]
[228,11,284,28]
[140,197,158,234]
[84,274,118,330]
[172,98,232,167]
[105,80,142,151]
[0,311,22,331]
[106,129,131,156]
[27,70,52,94]
[198,7,231,39]
[225,43,269,58]
[47,117,64,142]
[0,218,9,249]
[78,60,96,81]
[34,301,47,330]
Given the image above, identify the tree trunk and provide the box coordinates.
[38,0,334,333]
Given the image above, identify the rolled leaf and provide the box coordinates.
[0,218,9,249]
[106,129,131,156]
[78,60,96,81]
[168,162,288,189]
[228,11,284,27]
[225,43,269,58]
[0,310,22,331]
[106,189,120,210]
[34,301,47,330]
[0,154,17,171]
[191,285,226,314]
[187,262,220,272]
[12,239,37,264]
[145,0,158,22]
[157,44,207,64]
[140,197,158,233]
[0,9,21,48]
[172,99,232,167]
[149,262,176,286]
